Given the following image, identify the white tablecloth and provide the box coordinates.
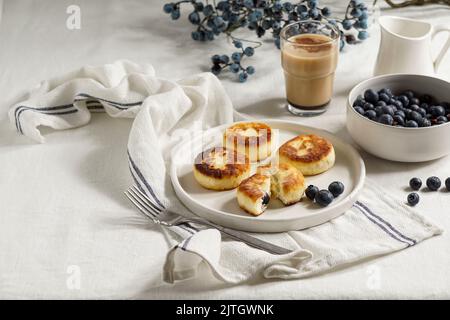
[1,0,449,299]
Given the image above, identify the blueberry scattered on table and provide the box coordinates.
[315,190,334,207]
[407,193,420,206]
[409,177,422,191]
[328,181,345,197]
[446,178,450,191]
[426,176,441,191]
[305,185,319,201]
[353,88,450,128]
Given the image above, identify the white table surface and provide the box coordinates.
[1,0,450,299]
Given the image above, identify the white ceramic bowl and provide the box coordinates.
[347,74,450,162]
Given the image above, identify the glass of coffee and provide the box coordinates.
[281,20,340,116]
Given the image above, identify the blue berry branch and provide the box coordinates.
[163,0,370,82]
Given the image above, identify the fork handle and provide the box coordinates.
[191,219,293,255]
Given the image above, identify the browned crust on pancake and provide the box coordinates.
[238,174,267,201]
[224,122,272,148]
[279,134,332,163]
[194,147,249,179]
[278,163,305,194]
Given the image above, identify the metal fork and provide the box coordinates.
[124,186,292,255]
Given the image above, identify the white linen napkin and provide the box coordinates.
[9,60,443,284]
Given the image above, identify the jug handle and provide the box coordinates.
[433,25,450,72]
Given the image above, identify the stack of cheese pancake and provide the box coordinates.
[192,122,335,216]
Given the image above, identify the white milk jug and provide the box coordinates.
[374,16,450,76]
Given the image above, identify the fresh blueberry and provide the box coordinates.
[365,110,377,120]
[409,177,422,190]
[379,88,393,96]
[445,177,450,191]
[410,97,420,106]
[170,9,181,20]
[230,63,240,73]
[231,52,241,62]
[233,40,243,48]
[402,90,414,99]
[374,106,383,117]
[363,102,374,111]
[379,93,390,103]
[408,111,422,123]
[395,110,406,118]
[397,95,409,107]
[328,181,345,197]
[246,66,255,75]
[342,19,353,30]
[315,190,334,207]
[430,106,446,117]
[409,104,420,112]
[244,47,255,57]
[381,105,394,116]
[261,192,270,207]
[163,3,174,13]
[219,55,229,64]
[188,11,201,24]
[417,108,427,117]
[405,120,419,127]
[421,94,433,104]
[393,115,405,126]
[426,176,441,191]
[354,106,365,115]
[238,72,248,83]
[392,100,403,109]
[436,116,448,123]
[305,185,319,200]
[420,102,429,110]
[353,96,365,107]
[211,54,221,65]
[379,114,394,125]
[407,193,420,206]
[364,89,379,103]
[211,64,221,75]
[376,101,387,107]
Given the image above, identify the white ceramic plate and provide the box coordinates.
[170,119,365,233]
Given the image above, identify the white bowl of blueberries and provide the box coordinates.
[347,74,450,162]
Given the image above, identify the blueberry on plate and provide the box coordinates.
[364,89,379,103]
[409,177,422,190]
[426,176,441,191]
[378,114,394,125]
[305,185,319,200]
[315,190,334,207]
[405,120,419,127]
[407,192,420,206]
[376,101,387,107]
[328,181,345,197]
[445,177,450,191]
